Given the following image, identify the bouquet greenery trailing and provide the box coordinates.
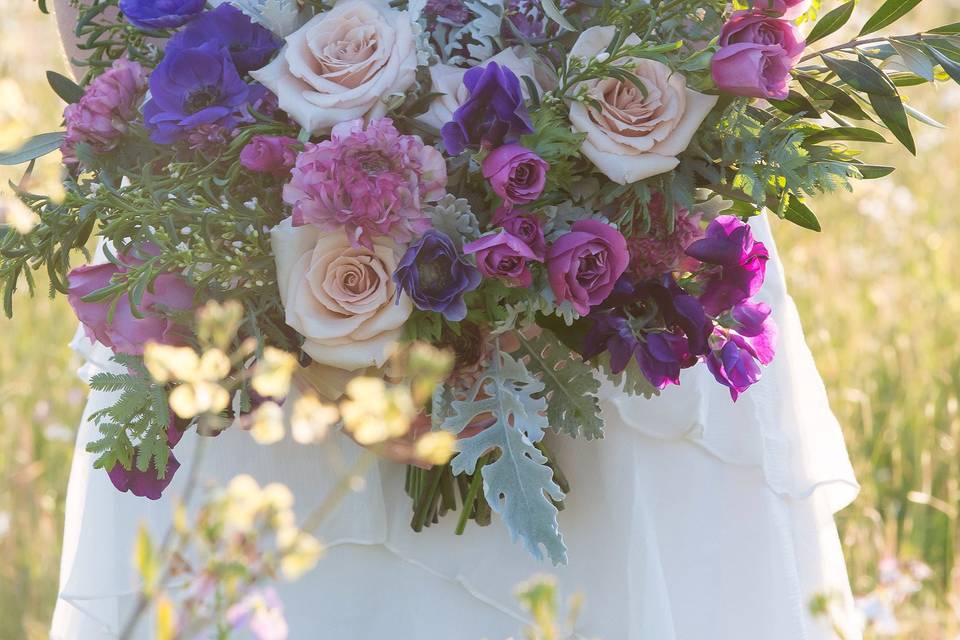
[1,0,957,565]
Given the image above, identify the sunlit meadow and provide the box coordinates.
[1,1,959,638]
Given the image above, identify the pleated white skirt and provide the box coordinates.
[51,215,863,640]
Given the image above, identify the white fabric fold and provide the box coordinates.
[52,215,862,639]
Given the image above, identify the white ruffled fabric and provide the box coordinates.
[51,215,862,639]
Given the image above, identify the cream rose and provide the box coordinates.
[272,218,412,371]
[568,27,718,185]
[251,0,417,135]
[417,47,544,131]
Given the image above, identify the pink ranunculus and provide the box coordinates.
[60,58,148,165]
[546,220,629,315]
[283,118,446,250]
[492,206,546,260]
[482,144,548,205]
[240,135,299,175]
[711,10,805,101]
[68,257,195,356]
[754,0,811,20]
[463,230,540,288]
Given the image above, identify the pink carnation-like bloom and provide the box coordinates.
[61,59,148,165]
[623,194,703,281]
[283,118,447,249]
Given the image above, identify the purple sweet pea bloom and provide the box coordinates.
[463,230,540,287]
[711,10,805,100]
[143,43,257,144]
[706,332,764,401]
[68,258,195,356]
[394,230,482,321]
[730,300,777,365]
[637,331,691,390]
[482,144,548,205]
[119,0,205,30]
[167,4,282,74]
[581,313,639,375]
[440,62,534,156]
[685,215,769,316]
[547,219,630,316]
[635,275,713,357]
[107,420,184,500]
[240,135,298,174]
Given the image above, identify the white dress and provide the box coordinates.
[50,214,862,640]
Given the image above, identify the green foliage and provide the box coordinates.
[87,354,173,478]
[515,331,603,440]
[521,104,586,198]
[441,347,567,564]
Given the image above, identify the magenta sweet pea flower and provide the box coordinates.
[107,420,185,500]
[240,135,298,175]
[706,331,764,401]
[685,215,769,315]
[730,300,777,365]
[753,0,811,20]
[464,230,540,288]
[711,10,805,100]
[482,144,548,205]
[546,219,629,315]
[68,257,195,356]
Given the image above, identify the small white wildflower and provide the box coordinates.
[181,226,192,235]
[243,197,259,210]
[594,51,610,63]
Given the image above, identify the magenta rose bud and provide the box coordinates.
[492,206,546,260]
[753,0,811,20]
[482,143,548,205]
[546,219,629,316]
[240,135,298,175]
[711,10,805,100]
[464,230,541,288]
[68,258,195,356]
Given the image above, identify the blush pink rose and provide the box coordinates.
[251,0,417,135]
[568,27,718,185]
[271,217,412,370]
[464,230,540,288]
[546,219,629,315]
[711,10,805,100]
[482,144,548,206]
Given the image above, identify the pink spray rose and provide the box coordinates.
[60,58,148,165]
[546,219,629,315]
[753,0,811,20]
[711,10,805,100]
[482,144,548,205]
[283,118,447,250]
[68,256,195,356]
[464,230,541,288]
[240,135,298,175]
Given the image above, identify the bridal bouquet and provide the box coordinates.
[1,0,956,564]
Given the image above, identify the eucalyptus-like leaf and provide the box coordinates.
[860,0,925,36]
[0,132,66,166]
[806,0,855,46]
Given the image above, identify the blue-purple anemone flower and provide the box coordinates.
[143,43,260,144]
[119,0,204,30]
[393,230,482,321]
[167,4,281,74]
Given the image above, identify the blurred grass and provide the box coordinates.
[1,0,960,638]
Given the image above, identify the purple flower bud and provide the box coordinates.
[706,332,764,401]
[107,419,185,500]
[482,144,548,205]
[464,230,540,288]
[546,220,629,315]
[240,135,298,175]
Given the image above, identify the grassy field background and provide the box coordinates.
[1,1,960,638]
